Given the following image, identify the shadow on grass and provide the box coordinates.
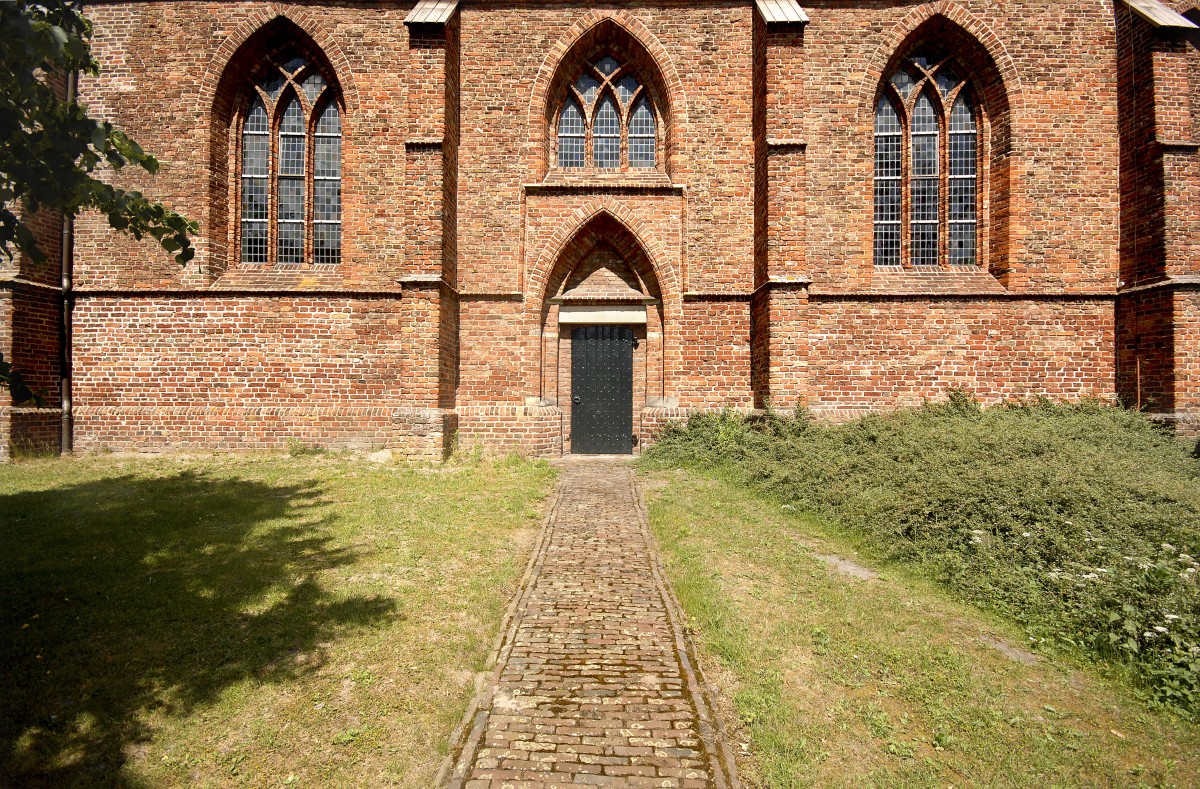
[0,470,396,787]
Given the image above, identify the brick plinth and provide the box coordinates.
[457,406,564,458]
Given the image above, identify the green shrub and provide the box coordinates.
[644,398,1200,719]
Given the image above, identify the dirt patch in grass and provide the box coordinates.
[0,454,555,787]
[643,468,1200,788]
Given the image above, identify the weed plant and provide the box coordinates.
[643,395,1200,720]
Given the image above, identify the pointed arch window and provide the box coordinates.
[237,57,343,266]
[874,54,980,268]
[554,55,660,171]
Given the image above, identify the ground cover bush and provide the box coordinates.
[643,397,1200,720]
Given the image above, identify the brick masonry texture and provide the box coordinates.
[4,0,1200,457]
[442,460,736,788]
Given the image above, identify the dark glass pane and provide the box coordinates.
[875,135,901,178]
[617,75,640,105]
[950,178,976,222]
[316,103,340,135]
[559,137,584,168]
[241,221,267,264]
[875,96,901,135]
[950,223,977,265]
[280,135,305,175]
[629,136,655,168]
[243,135,269,176]
[241,177,268,221]
[259,72,285,101]
[280,99,305,134]
[912,134,938,177]
[911,223,939,266]
[277,223,304,264]
[950,94,976,133]
[594,137,619,168]
[574,73,600,107]
[874,224,901,267]
[315,136,341,179]
[630,101,654,136]
[245,100,268,134]
[282,57,307,75]
[278,177,304,222]
[874,180,900,223]
[302,72,327,104]
[314,224,341,265]
[936,64,960,96]
[912,92,937,134]
[949,134,976,177]
[890,69,917,100]
[558,100,585,168]
[595,96,619,136]
[315,180,341,222]
[595,56,620,76]
[912,178,939,223]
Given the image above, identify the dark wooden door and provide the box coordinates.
[570,325,634,455]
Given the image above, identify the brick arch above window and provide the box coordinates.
[208,17,347,275]
[527,13,687,181]
[865,10,1016,282]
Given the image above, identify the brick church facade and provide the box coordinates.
[3,0,1200,460]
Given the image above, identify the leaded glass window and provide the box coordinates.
[553,54,659,173]
[873,97,902,267]
[911,92,939,267]
[594,96,620,168]
[873,53,980,268]
[241,99,269,264]
[237,57,344,266]
[558,99,586,168]
[629,99,656,169]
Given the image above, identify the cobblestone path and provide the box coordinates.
[442,459,737,788]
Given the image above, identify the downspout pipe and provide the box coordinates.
[60,70,77,456]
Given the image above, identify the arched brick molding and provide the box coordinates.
[860,2,1022,125]
[861,2,1021,284]
[526,11,690,180]
[531,208,677,447]
[199,5,359,115]
[528,201,680,315]
[202,10,356,279]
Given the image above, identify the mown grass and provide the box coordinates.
[643,399,1200,721]
[642,469,1200,787]
[0,453,555,787]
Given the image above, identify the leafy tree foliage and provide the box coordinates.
[0,0,196,265]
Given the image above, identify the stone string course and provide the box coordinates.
[442,460,737,788]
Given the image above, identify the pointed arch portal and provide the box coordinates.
[537,214,665,454]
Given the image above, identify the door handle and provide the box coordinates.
[573,396,581,404]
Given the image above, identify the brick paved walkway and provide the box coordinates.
[441,459,737,788]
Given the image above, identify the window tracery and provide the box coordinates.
[555,55,658,171]
[237,57,342,266]
[874,53,979,268]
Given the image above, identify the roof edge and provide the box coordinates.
[1123,0,1199,30]
[755,0,810,25]
[404,0,459,26]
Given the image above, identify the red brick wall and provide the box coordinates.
[27,1,1197,459]
[797,298,1116,415]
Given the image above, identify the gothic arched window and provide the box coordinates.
[238,57,342,266]
[555,55,658,171]
[874,54,979,268]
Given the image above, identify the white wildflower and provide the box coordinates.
[1081,573,1099,580]
[1023,532,1032,538]
[1154,626,1168,634]
[1164,614,1180,621]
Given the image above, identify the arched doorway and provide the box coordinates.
[538,216,664,454]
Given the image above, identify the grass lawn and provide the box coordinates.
[642,468,1200,788]
[0,453,555,787]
